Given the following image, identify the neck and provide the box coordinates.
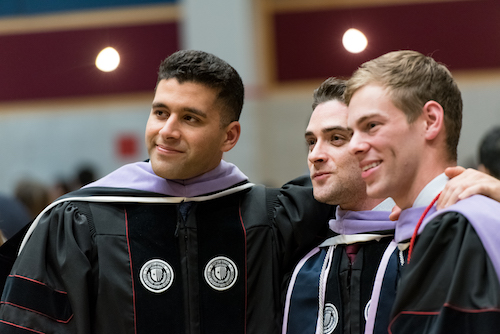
[394,161,455,210]
[340,197,385,211]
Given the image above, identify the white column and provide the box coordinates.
[180,0,262,182]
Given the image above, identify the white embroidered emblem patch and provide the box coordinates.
[204,256,238,291]
[139,259,174,293]
[323,303,339,334]
[364,299,371,321]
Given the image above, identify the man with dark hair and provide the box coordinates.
[156,50,244,127]
[283,75,500,334]
[283,77,395,334]
[347,50,500,333]
[310,77,348,111]
[0,50,331,334]
[478,126,500,179]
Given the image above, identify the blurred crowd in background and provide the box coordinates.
[0,165,97,244]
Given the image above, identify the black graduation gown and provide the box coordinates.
[0,178,332,334]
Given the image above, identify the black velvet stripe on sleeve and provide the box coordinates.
[0,320,43,334]
[390,307,500,333]
[2,275,72,322]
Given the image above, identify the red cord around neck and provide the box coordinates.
[407,192,441,263]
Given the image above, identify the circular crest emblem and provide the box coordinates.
[364,299,371,321]
[204,256,238,291]
[139,259,174,293]
[323,303,339,334]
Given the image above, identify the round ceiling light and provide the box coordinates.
[342,29,368,53]
[96,47,120,72]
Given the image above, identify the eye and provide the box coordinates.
[153,109,167,118]
[330,134,347,146]
[305,138,316,149]
[184,114,200,123]
[366,122,379,132]
[332,134,342,141]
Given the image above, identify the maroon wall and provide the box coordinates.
[273,0,500,81]
[0,22,179,101]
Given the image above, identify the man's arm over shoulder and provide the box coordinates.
[273,175,334,271]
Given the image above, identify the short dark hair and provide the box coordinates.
[312,77,346,110]
[157,50,244,127]
[479,126,500,179]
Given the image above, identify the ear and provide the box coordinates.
[221,121,241,152]
[422,100,444,141]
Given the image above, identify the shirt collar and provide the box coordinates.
[372,197,396,211]
[412,173,448,208]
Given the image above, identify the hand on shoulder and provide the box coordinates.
[437,166,500,209]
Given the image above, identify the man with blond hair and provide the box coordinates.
[347,50,500,333]
[283,75,500,334]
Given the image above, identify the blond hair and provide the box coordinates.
[345,50,462,161]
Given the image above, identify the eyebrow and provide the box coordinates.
[305,126,352,137]
[152,102,208,118]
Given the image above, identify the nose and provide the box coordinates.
[158,114,181,139]
[308,140,328,165]
[348,131,369,157]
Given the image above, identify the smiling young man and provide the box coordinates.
[283,78,395,334]
[283,76,500,334]
[147,79,240,180]
[346,50,500,333]
[0,50,332,334]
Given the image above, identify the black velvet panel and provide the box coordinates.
[2,275,72,322]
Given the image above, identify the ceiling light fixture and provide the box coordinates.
[342,29,368,53]
[96,47,120,72]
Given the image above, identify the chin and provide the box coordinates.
[313,190,334,205]
[151,167,177,180]
[366,185,387,200]
[312,191,326,203]
[150,159,179,178]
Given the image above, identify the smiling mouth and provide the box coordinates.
[313,171,330,179]
[157,145,182,153]
[362,161,381,172]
